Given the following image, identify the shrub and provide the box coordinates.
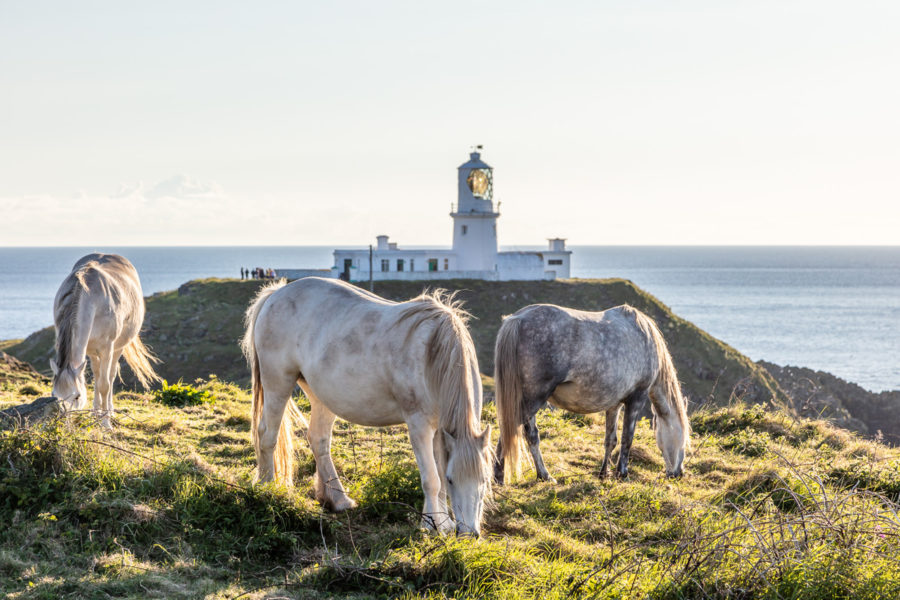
[153,379,214,407]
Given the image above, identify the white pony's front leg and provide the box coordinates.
[407,414,454,534]
[432,428,450,517]
[89,355,103,414]
[102,349,124,429]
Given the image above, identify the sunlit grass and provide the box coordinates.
[1,369,899,598]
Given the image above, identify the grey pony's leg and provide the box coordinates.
[524,412,556,483]
[616,390,650,479]
[493,439,505,485]
[599,404,622,479]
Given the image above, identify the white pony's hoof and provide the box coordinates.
[327,496,357,513]
[421,517,455,535]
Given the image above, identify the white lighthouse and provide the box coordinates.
[452,150,499,272]
[280,147,572,282]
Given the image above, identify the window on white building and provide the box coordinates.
[428,259,438,272]
[381,259,389,272]
[444,258,449,270]
[462,225,468,235]
[548,259,563,265]
[397,259,405,272]
[410,259,415,271]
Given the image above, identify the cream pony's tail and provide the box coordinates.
[122,334,161,389]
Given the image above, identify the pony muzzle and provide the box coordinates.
[456,523,480,538]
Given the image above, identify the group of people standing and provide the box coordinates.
[241,267,275,280]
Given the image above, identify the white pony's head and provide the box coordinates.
[50,358,88,411]
[443,425,493,537]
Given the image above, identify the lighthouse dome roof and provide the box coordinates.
[458,151,491,171]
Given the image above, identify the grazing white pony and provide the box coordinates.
[242,277,493,536]
[494,304,691,484]
[50,253,160,428]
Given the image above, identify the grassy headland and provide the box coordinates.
[5,277,785,411]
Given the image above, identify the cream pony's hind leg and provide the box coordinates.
[299,382,356,512]
[407,413,452,533]
[95,344,115,429]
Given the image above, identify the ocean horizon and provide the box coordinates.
[1,245,897,393]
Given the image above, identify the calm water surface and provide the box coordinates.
[1,246,897,391]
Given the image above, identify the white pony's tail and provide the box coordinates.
[242,279,304,486]
[495,315,526,483]
[122,334,161,390]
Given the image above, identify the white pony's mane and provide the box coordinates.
[397,290,493,487]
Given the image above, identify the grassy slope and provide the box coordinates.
[5,277,785,410]
[2,364,900,598]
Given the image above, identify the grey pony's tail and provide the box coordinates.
[242,279,305,485]
[495,315,526,483]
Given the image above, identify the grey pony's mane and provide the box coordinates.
[397,290,493,486]
[632,310,692,450]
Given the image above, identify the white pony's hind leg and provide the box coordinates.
[256,371,296,483]
[407,413,453,534]
[300,382,356,512]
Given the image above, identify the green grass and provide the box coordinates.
[1,366,898,599]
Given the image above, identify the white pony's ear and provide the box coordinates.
[73,359,87,375]
[442,429,457,452]
[49,359,59,375]
[478,425,492,450]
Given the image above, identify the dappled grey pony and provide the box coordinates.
[494,304,690,484]
[51,253,160,428]
[242,277,493,536]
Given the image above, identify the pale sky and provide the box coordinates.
[1,1,898,246]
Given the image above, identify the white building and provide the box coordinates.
[278,149,571,282]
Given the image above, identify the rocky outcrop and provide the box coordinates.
[0,351,45,385]
[760,360,900,445]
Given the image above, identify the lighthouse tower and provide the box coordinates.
[452,149,499,272]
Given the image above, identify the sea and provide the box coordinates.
[0,246,897,392]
